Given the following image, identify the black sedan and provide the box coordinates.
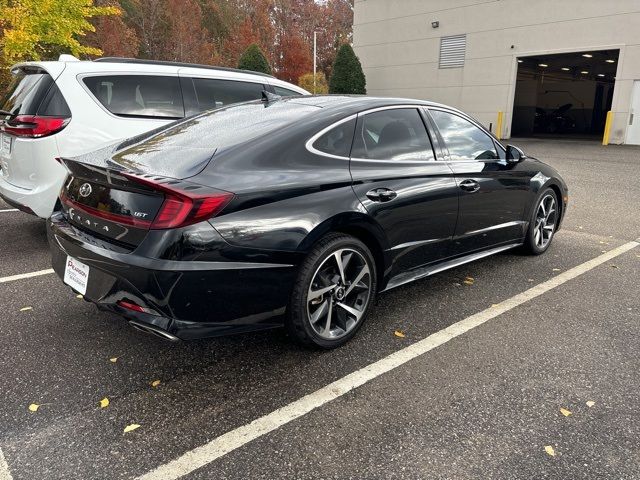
[48,95,568,348]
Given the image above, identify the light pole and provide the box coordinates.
[313,31,317,94]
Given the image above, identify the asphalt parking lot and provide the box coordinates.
[1,139,639,480]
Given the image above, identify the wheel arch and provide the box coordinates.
[298,212,390,289]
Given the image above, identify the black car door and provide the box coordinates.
[349,107,459,277]
[426,108,533,255]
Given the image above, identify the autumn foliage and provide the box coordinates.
[0,0,354,89]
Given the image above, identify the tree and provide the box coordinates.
[165,0,215,63]
[276,32,311,84]
[329,44,366,94]
[298,72,328,94]
[238,44,271,74]
[1,0,120,62]
[87,1,139,58]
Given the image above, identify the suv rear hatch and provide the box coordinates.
[0,66,71,189]
[58,158,232,250]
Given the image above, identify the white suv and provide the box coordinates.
[0,55,308,217]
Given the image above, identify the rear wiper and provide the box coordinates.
[0,109,17,118]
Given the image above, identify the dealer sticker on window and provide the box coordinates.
[63,256,90,295]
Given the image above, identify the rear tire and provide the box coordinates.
[523,188,559,255]
[287,233,377,349]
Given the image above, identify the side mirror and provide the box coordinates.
[506,144,527,163]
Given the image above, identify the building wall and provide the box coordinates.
[353,0,640,143]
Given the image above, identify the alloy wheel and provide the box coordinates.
[306,248,372,340]
[534,194,557,249]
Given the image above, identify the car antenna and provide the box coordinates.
[261,90,281,105]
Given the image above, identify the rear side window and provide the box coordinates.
[312,118,356,157]
[352,108,435,161]
[192,78,266,110]
[273,86,302,97]
[1,71,70,119]
[83,75,184,119]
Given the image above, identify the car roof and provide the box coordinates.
[281,95,462,115]
[11,56,309,94]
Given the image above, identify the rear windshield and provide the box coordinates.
[82,75,184,119]
[1,71,70,117]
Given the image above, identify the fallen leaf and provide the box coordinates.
[465,276,474,281]
[76,294,83,299]
[123,423,141,434]
[28,403,39,412]
[544,445,556,457]
[586,400,595,408]
[490,303,499,308]
[394,330,405,338]
[100,398,109,408]
[463,279,474,286]
[109,357,118,363]
[560,407,572,417]
[151,380,161,388]
[20,306,33,312]
[552,268,561,272]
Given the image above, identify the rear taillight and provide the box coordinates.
[123,173,234,229]
[1,115,69,138]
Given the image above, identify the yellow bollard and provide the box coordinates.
[496,111,504,140]
[602,111,613,145]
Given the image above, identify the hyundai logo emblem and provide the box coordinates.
[79,183,92,198]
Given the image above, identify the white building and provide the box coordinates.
[353,0,640,144]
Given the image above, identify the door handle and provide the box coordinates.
[459,179,480,193]
[366,188,397,202]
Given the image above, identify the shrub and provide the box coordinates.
[329,44,366,94]
[298,72,329,94]
[238,44,272,75]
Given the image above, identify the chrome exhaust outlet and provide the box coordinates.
[129,321,180,342]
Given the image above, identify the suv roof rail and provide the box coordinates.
[93,57,275,79]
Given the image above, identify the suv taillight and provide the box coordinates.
[122,172,234,229]
[1,115,70,138]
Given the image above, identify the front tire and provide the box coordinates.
[287,233,377,349]
[523,188,559,255]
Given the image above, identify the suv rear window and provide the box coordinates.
[1,70,70,117]
[82,75,184,119]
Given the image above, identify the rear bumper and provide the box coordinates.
[0,169,65,218]
[47,214,298,340]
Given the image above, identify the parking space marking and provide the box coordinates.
[0,448,13,480]
[0,209,19,213]
[138,240,639,480]
[0,269,54,284]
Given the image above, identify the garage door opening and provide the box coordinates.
[512,49,618,140]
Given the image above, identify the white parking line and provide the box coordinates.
[0,447,13,480]
[138,240,640,480]
[0,209,18,213]
[0,269,54,284]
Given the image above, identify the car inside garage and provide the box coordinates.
[512,50,619,139]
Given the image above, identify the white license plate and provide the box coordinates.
[0,134,11,154]
[63,256,90,295]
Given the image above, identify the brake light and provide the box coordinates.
[122,173,234,229]
[1,115,70,138]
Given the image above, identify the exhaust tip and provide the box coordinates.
[129,321,180,342]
